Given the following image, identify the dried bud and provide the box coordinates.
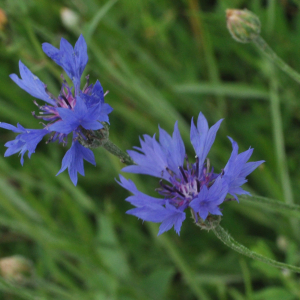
[0,255,34,285]
[0,9,7,31]
[60,7,80,30]
[226,9,261,43]
[276,235,288,252]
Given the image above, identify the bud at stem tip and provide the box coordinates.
[226,9,261,43]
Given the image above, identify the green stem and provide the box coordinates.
[239,195,300,215]
[213,225,300,273]
[268,65,298,238]
[269,69,294,206]
[253,36,300,84]
[78,126,135,166]
[102,139,135,165]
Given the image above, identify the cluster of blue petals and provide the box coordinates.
[118,113,264,235]
[0,35,112,185]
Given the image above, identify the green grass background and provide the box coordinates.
[0,0,300,299]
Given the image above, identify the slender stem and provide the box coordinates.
[239,195,300,215]
[102,139,135,165]
[79,126,135,166]
[253,36,300,84]
[212,224,300,273]
[268,65,298,238]
[251,33,299,236]
[269,69,294,205]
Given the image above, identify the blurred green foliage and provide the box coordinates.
[0,0,300,299]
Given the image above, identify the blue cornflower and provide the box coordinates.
[0,35,113,185]
[118,112,264,235]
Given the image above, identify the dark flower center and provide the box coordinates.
[156,157,215,209]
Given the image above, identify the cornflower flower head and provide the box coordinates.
[118,112,264,235]
[0,35,113,185]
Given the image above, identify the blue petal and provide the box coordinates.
[74,35,88,82]
[126,205,168,222]
[240,161,265,177]
[80,80,106,109]
[81,103,100,121]
[89,80,104,106]
[48,109,80,134]
[119,172,186,235]
[223,137,264,200]
[49,95,105,134]
[42,38,74,79]
[123,134,170,181]
[123,122,186,181]
[10,61,55,105]
[190,112,223,169]
[97,103,113,123]
[172,122,185,166]
[80,86,113,124]
[189,176,228,220]
[158,122,185,176]
[117,175,166,207]
[126,202,186,235]
[0,122,24,133]
[42,35,88,91]
[0,124,48,165]
[56,140,96,185]
[157,203,186,235]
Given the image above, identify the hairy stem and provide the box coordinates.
[102,139,135,165]
[253,36,300,84]
[213,224,300,273]
[239,195,300,215]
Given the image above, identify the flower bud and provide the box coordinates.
[226,9,261,43]
[0,255,34,285]
[0,9,7,31]
[276,235,288,252]
[60,7,80,30]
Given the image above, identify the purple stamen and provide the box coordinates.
[173,187,185,198]
[196,179,200,193]
[45,87,58,103]
[159,179,174,193]
[179,166,188,183]
[82,75,90,92]
[60,94,71,108]
[166,167,174,176]
[195,156,199,177]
